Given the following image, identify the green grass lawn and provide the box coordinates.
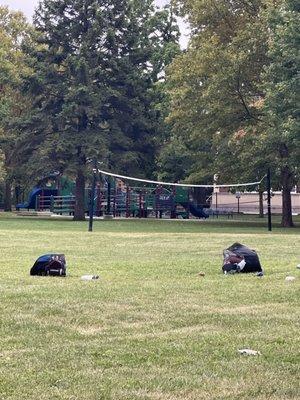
[0,213,299,400]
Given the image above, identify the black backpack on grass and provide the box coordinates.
[30,254,66,276]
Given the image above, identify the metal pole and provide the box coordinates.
[88,160,97,232]
[267,168,272,232]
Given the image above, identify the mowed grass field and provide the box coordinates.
[0,214,299,400]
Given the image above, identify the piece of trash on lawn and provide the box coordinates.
[81,275,99,281]
[285,276,296,282]
[296,264,300,270]
[197,272,205,277]
[238,349,261,356]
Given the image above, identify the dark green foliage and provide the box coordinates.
[24,0,179,219]
[163,0,299,227]
[0,6,33,210]
[165,1,269,185]
[262,0,300,226]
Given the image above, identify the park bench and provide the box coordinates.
[207,208,234,219]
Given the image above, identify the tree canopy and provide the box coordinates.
[163,0,299,225]
[0,6,33,210]
[262,0,300,226]
[24,0,180,219]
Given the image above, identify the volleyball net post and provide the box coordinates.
[88,159,98,232]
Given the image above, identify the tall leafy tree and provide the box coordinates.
[166,0,299,225]
[166,0,268,183]
[262,0,300,226]
[0,6,33,211]
[150,2,182,178]
[26,0,179,220]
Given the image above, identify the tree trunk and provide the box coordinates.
[15,185,21,205]
[258,189,264,218]
[73,112,88,221]
[4,178,12,212]
[281,166,294,227]
[73,168,86,221]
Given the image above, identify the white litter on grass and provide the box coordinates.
[285,276,296,282]
[81,275,100,281]
[238,349,261,356]
[296,264,300,270]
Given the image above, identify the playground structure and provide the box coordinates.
[16,173,60,210]
[96,183,210,219]
[37,182,210,219]
[16,173,76,214]
[17,173,210,219]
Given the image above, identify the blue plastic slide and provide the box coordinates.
[17,188,57,210]
[17,188,42,209]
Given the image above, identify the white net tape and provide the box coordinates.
[96,168,265,189]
